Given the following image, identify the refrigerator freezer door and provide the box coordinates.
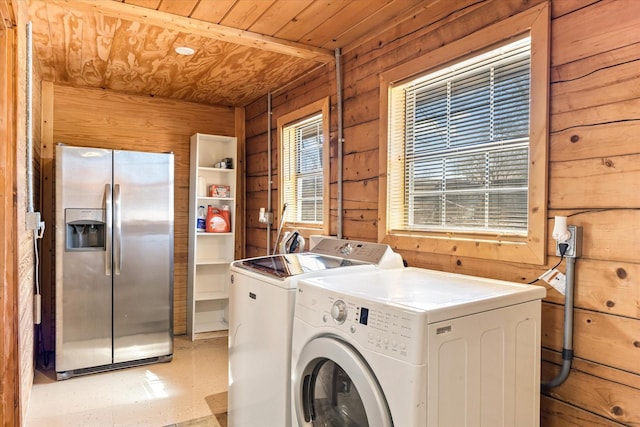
[55,145,113,372]
[112,150,174,363]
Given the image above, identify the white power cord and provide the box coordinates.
[33,233,41,324]
[33,220,45,324]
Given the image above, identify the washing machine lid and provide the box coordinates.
[299,267,546,323]
[234,252,367,279]
[232,238,403,280]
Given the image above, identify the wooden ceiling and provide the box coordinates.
[27,0,427,107]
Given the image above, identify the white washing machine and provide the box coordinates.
[291,267,547,427]
[228,239,403,427]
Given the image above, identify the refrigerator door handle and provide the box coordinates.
[105,183,112,276]
[114,183,122,275]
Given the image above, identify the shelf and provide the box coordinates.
[197,196,234,202]
[192,330,228,340]
[198,166,235,173]
[196,231,233,236]
[196,290,228,301]
[194,320,228,333]
[188,133,237,340]
[196,258,231,265]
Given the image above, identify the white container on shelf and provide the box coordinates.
[197,206,206,232]
[197,176,207,197]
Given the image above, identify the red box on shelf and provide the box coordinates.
[209,184,230,198]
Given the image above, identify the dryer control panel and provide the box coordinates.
[310,238,403,268]
[295,282,427,365]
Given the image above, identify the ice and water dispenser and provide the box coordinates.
[65,208,105,251]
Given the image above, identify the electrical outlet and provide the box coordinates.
[26,211,41,231]
[258,208,273,225]
[555,225,582,258]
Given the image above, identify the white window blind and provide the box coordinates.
[282,114,324,224]
[388,37,531,235]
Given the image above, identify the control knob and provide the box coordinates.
[338,242,353,255]
[331,300,348,324]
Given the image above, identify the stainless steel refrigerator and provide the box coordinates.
[55,144,174,380]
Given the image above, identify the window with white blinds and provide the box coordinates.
[282,114,324,224]
[388,37,531,235]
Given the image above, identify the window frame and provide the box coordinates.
[277,97,330,234]
[378,4,550,265]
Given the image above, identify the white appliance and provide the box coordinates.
[228,239,403,427]
[291,267,547,427]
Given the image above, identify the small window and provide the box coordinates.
[278,98,330,232]
[282,114,324,223]
[389,37,531,235]
[379,5,549,264]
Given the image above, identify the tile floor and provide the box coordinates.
[25,336,228,427]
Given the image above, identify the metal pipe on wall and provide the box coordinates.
[266,92,273,254]
[26,21,34,213]
[542,256,576,389]
[335,48,343,239]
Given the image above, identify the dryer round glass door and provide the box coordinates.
[293,337,392,427]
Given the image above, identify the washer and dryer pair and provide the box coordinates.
[227,239,404,427]
[291,267,547,427]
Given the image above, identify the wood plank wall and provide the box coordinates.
[0,6,19,425]
[244,0,640,425]
[542,1,640,424]
[41,85,237,345]
[18,60,42,427]
[13,0,41,422]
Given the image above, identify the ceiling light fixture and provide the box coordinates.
[175,46,195,56]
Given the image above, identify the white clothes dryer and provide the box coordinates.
[228,239,403,427]
[291,267,546,427]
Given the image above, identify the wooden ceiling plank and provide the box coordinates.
[247,0,314,37]
[157,0,198,17]
[219,0,276,31]
[336,0,448,52]
[299,0,390,48]
[123,0,161,8]
[189,0,235,24]
[273,0,352,43]
[47,0,334,62]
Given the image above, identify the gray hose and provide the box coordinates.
[335,48,343,239]
[266,92,272,254]
[26,22,34,213]
[541,256,575,389]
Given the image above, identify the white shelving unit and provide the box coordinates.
[187,133,237,340]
